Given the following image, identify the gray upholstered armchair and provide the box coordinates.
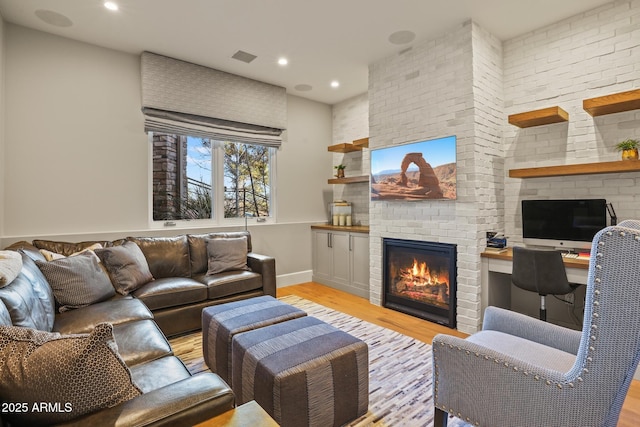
[432,221,640,427]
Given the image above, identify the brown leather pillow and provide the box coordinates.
[95,241,154,295]
[0,323,141,425]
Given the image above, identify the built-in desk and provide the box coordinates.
[480,248,589,327]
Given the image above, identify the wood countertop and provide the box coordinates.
[481,247,589,270]
[311,224,370,234]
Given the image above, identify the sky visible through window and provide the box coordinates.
[370,135,456,175]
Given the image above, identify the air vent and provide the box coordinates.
[232,50,257,63]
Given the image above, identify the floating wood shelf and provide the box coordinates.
[583,89,640,116]
[352,137,369,148]
[508,106,569,128]
[328,143,362,153]
[509,160,640,178]
[328,175,369,184]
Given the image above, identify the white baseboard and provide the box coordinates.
[276,270,312,288]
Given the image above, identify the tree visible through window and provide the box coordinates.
[152,133,271,221]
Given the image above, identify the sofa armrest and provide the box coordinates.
[247,253,276,297]
[482,306,581,354]
[58,373,234,427]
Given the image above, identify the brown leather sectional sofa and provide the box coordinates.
[0,231,276,426]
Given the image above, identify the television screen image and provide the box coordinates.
[370,135,456,201]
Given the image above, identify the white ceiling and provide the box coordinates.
[0,0,614,105]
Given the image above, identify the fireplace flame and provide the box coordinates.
[401,259,449,287]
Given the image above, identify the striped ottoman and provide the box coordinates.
[202,295,307,384]
[232,316,369,427]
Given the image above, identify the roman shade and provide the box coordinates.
[141,52,286,147]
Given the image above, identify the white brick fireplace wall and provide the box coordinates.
[503,0,640,242]
[368,21,504,334]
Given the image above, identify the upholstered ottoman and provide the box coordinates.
[202,295,307,384]
[232,316,369,427]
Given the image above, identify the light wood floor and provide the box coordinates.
[275,282,640,427]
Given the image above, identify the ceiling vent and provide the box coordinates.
[232,50,257,63]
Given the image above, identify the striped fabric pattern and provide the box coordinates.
[232,315,369,427]
[202,295,306,383]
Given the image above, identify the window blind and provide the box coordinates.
[141,52,286,147]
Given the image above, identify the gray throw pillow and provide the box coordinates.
[95,241,154,295]
[0,323,141,425]
[206,236,251,275]
[36,252,115,312]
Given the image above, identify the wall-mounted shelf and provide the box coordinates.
[352,137,369,148]
[508,106,569,128]
[328,175,369,184]
[509,160,640,178]
[328,137,370,153]
[328,143,362,153]
[583,89,640,116]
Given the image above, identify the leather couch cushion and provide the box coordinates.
[206,236,251,275]
[129,355,192,393]
[197,270,263,299]
[0,323,141,426]
[128,236,191,279]
[95,241,154,295]
[53,298,153,335]
[0,299,11,326]
[33,239,125,256]
[188,231,252,275]
[133,277,207,310]
[35,252,116,312]
[0,253,55,331]
[112,319,173,367]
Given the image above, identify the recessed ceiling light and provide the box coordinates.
[104,2,119,11]
[330,81,340,88]
[278,57,288,66]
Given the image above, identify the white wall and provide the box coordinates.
[0,15,5,238]
[1,24,333,283]
[503,0,640,242]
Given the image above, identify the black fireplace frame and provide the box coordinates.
[382,238,457,328]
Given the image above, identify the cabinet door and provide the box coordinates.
[312,230,332,282]
[350,233,370,290]
[330,232,350,285]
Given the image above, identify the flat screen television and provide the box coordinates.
[370,135,456,201]
[522,199,607,250]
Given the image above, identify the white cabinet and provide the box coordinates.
[312,229,369,298]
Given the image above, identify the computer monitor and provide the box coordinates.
[522,199,607,251]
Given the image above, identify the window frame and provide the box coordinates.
[148,132,276,228]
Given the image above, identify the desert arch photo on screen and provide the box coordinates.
[370,135,457,201]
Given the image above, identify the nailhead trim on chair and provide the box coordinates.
[433,228,640,426]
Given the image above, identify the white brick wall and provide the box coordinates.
[368,21,504,333]
[332,93,370,225]
[503,0,640,244]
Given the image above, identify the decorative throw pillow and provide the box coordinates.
[0,250,22,287]
[39,243,103,262]
[94,241,154,295]
[205,236,251,275]
[0,323,141,425]
[35,252,115,312]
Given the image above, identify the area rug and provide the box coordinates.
[175,296,449,426]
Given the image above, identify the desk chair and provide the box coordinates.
[511,246,575,321]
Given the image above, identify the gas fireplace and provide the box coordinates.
[382,238,457,328]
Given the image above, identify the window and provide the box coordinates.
[151,133,273,222]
